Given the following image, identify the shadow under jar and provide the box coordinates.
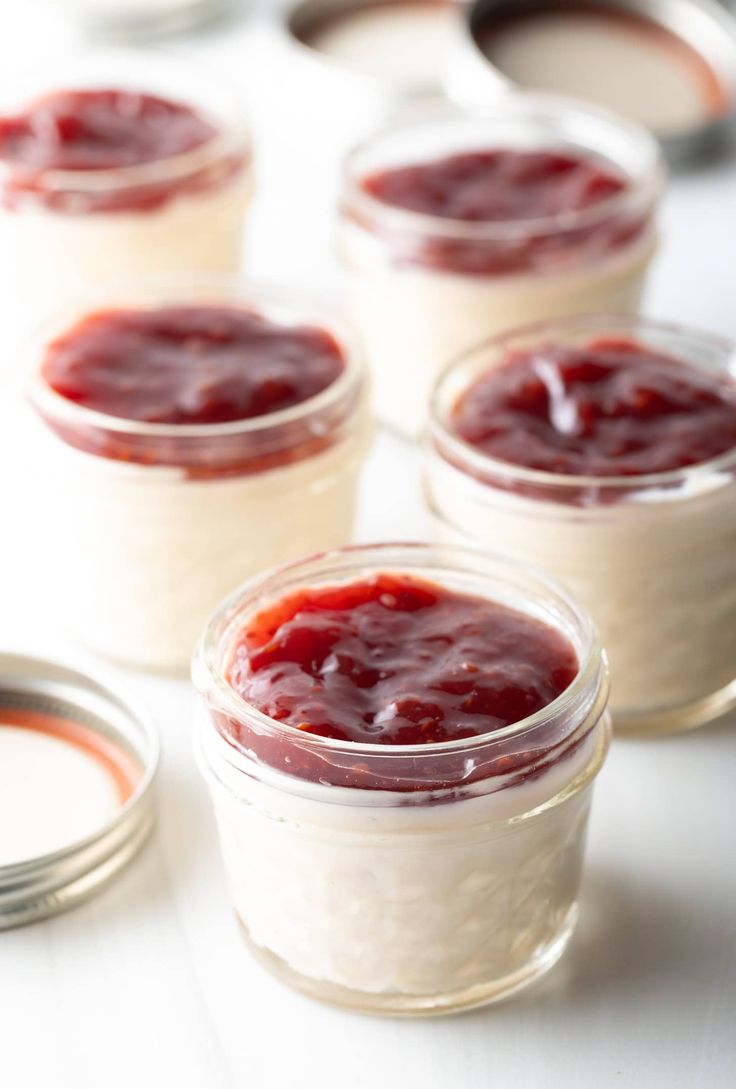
[337,94,663,437]
[0,51,252,355]
[426,315,736,733]
[193,542,610,1015]
[28,280,371,673]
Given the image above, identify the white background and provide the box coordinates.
[1,2,735,1087]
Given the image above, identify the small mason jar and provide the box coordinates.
[337,95,663,436]
[426,316,736,733]
[0,50,252,359]
[28,279,371,673]
[193,542,610,1015]
[53,0,222,38]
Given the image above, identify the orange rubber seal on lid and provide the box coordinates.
[0,707,142,805]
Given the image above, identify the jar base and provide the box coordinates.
[613,677,736,736]
[236,907,578,1017]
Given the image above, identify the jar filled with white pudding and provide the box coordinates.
[0,52,252,358]
[194,543,610,1015]
[426,316,736,734]
[338,96,663,436]
[28,282,371,673]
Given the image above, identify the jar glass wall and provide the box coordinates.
[194,542,610,1015]
[426,315,736,733]
[337,95,663,436]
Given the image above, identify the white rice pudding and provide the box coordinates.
[29,287,370,672]
[338,97,663,436]
[426,317,736,732]
[194,545,610,1014]
[0,56,251,364]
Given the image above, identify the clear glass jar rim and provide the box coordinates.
[192,541,606,759]
[27,276,367,442]
[0,47,251,196]
[2,129,253,195]
[343,94,664,241]
[430,313,736,493]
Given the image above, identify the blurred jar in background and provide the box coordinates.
[338,95,664,437]
[46,0,222,38]
[0,49,252,366]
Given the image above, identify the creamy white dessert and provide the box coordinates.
[429,460,736,725]
[194,545,610,1012]
[341,222,653,436]
[338,97,663,436]
[38,434,369,672]
[0,174,251,338]
[0,64,251,365]
[426,318,736,731]
[202,721,604,1004]
[30,289,370,672]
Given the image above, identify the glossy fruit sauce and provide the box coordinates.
[0,88,235,213]
[451,337,736,478]
[219,573,582,791]
[38,305,346,474]
[358,147,640,275]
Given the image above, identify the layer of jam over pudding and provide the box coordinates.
[0,89,239,213]
[222,573,580,789]
[39,305,346,474]
[451,338,736,481]
[358,148,642,275]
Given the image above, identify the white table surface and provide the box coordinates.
[1,4,735,1087]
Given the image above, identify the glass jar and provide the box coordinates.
[28,278,371,673]
[51,0,222,38]
[426,315,736,733]
[0,50,252,364]
[193,542,610,1015]
[337,95,663,436]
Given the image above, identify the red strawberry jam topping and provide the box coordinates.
[220,573,580,790]
[0,89,238,213]
[38,305,346,474]
[451,338,736,478]
[363,148,625,222]
[358,148,642,275]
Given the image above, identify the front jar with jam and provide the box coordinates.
[28,279,371,672]
[426,315,736,733]
[193,542,610,1015]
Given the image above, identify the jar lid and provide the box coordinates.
[60,0,222,40]
[0,654,158,929]
[284,0,466,94]
[457,0,736,164]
